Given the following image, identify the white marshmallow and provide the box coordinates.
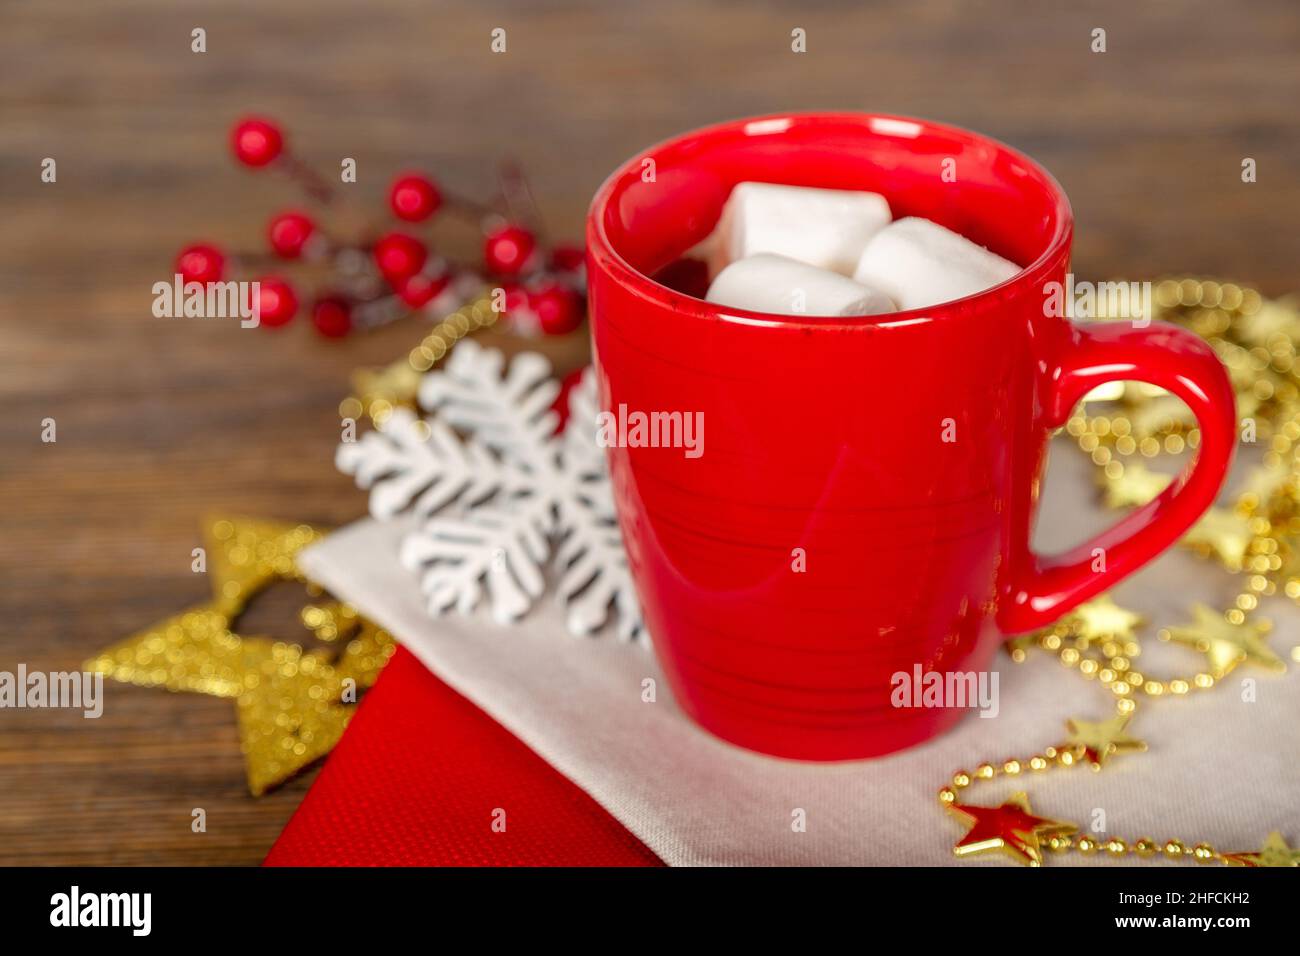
[852,217,1020,310]
[713,182,892,276]
[706,253,896,317]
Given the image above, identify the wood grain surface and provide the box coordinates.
[1,0,1296,865]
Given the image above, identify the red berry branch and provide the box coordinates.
[174,116,586,339]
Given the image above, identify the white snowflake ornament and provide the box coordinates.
[336,339,643,640]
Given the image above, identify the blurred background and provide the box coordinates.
[1,0,1296,864]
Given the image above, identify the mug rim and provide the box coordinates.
[587,111,1074,330]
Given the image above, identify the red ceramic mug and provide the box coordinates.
[586,113,1236,760]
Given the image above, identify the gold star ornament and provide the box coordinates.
[87,517,394,795]
[1101,461,1170,510]
[1223,831,1300,867]
[1239,463,1290,514]
[86,518,323,697]
[1071,595,1144,643]
[1067,714,1147,768]
[1182,508,1256,571]
[1163,604,1284,677]
[948,792,1077,867]
[233,639,354,797]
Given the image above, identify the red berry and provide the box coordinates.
[175,243,225,285]
[389,173,443,222]
[231,117,284,168]
[254,277,298,328]
[528,282,584,335]
[397,272,450,308]
[548,242,585,274]
[373,232,428,283]
[267,211,316,259]
[311,297,352,338]
[484,224,536,276]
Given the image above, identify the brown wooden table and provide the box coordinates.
[2,0,1296,865]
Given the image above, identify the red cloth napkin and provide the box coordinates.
[264,646,662,866]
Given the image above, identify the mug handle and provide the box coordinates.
[998,320,1237,634]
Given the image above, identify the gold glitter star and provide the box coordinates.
[1223,831,1300,867]
[1072,595,1144,642]
[1163,604,1284,678]
[87,604,262,698]
[1066,714,1147,768]
[86,518,323,696]
[948,792,1077,867]
[207,517,321,615]
[86,517,392,795]
[234,638,353,797]
[1102,461,1170,509]
[301,599,362,643]
[1182,507,1255,571]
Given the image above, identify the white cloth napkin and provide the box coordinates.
[298,443,1300,866]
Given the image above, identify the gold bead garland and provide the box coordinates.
[339,290,497,428]
[939,741,1225,866]
[940,720,1295,866]
[1029,279,1300,686]
[944,279,1299,867]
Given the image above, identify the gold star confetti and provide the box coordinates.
[942,282,1300,869]
[1182,508,1255,571]
[1163,604,1284,677]
[86,516,394,795]
[948,792,1077,867]
[1072,595,1144,642]
[1239,463,1290,514]
[1223,831,1300,867]
[1101,461,1171,509]
[1067,714,1147,768]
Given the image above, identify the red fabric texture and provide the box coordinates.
[264,646,663,866]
